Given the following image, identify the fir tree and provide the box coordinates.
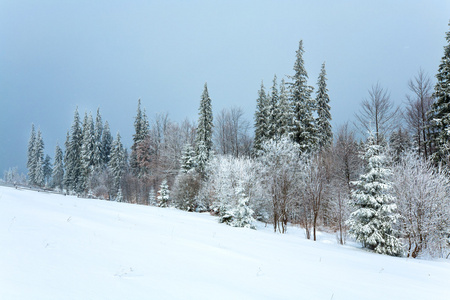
[289,40,317,152]
[52,144,64,190]
[277,78,292,138]
[102,121,113,165]
[79,112,95,192]
[65,108,84,193]
[131,99,150,177]
[180,144,196,173]
[157,179,170,207]
[427,23,450,165]
[253,81,269,153]
[109,132,125,197]
[93,108,104,169]
[27,124,36,185]
[316,62,332,149]
[195,83,213,160]
[267,75,279,140]
[347,134,402,256]
[43,154,52,186]
[33,129,45,187]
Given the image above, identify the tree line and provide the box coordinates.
[18,25,450,259]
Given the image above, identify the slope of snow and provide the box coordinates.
[0,185,449,300]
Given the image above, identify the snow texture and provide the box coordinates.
[0,186,449,299]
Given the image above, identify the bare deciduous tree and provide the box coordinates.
[214,107,252,158]
[355,83,399,145]
[405,69,434,158]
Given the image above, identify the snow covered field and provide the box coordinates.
[1,185,449,300]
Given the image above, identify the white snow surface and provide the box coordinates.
[1,186,449,300]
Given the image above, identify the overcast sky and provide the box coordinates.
[1,0,449,174]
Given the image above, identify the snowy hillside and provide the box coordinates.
[1,186,449,300]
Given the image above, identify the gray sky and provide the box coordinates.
[1,0,449,174]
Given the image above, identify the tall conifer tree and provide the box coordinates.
[427,23,450,165]
[316,62,332,149]
[347,134,402,256]
[289,40,317,152]
[253,82,268,153]
[277,78,292,138]
[65,108,83,193]
[27,124,36,185]
[52,144,64,190]
[102,121,113,165]
[195,83,213,174]
[93,108,104,169]
[267,75,279,140]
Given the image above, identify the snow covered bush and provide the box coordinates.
[204,155,268,227]
[172,171,202,211]
[347,135,403,256]
[392,151,450,258]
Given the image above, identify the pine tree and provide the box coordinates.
[33,129,45,187]
[157,179,170,207]
[52,144,64,190]
[93,108,104,169]
[131,99,150,177]
[102,121,113,165]
[27,124,36,185]
[277,78,292,138]
[80,112,95,192]
[267,75,279,140]
[253,81,269,153]
[289,40,317,152]
[109,132,125,197]
[43,154,52,186]
[347,134,402,256]
[65,108,84,193]
[180,144,196,173]
[427,23,450,165]
[316,62,332,149]
[195,83,213,160]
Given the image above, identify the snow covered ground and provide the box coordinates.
[1,185,449,300]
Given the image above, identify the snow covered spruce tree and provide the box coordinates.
[180,143,196,173]
[108,132,125,198]
[64,108,84,194]
[315,62,332,149]
[80,112,95,190]
[427,23,450,165]
[289,40,317,152]
[277,78,293,138]
[253,81,269,153]
[229,185,256,229]
[347,134,402,256]
[33,129,45,187]
[195,83,213,175]
[93,108,104,169]
[102,121,113,166]
[157,179,170,207]
[52,144,64,190]
[43,154,52,186]
[130,99,150,178]
[267,75,279,140]
[27,124,36,185]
